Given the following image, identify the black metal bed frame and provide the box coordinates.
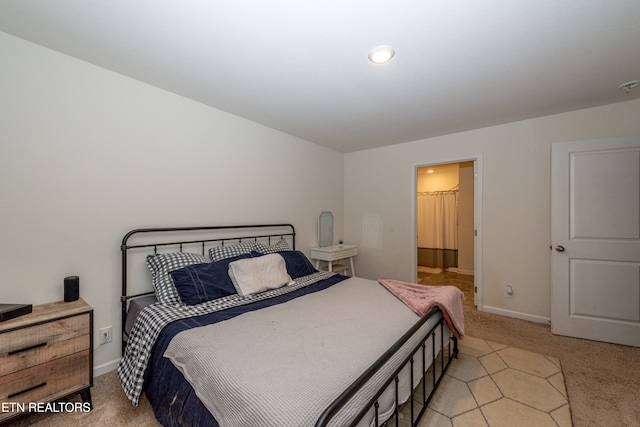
[120,224,458,427]
[120,224,296,352]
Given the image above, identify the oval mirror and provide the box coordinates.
[318,211,333,247]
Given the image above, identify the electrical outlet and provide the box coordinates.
[99,326,113,345]
[505,285,515,298]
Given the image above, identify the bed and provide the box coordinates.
[118,224,462,427]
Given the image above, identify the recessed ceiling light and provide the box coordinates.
[368,45,395,64]
[427,169,434,174]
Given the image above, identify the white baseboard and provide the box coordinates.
[482,305,551,325]
[456,269,474,276]
[94,358,121,377]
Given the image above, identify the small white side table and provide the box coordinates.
[309,244,358,276]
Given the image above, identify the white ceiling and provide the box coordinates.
[1,1,639,153]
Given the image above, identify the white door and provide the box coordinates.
[551,136,640,347]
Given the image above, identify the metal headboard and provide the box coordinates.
[120,224,295,351]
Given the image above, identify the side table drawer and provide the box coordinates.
[327,247,358,259]
[0,299,93,424]
[310,246,358,261]
[0,350,90,420]
[0,314,90,377]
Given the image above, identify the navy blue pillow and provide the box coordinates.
[171,253,254,305]
[275,250,317,279]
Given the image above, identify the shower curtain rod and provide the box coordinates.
[417,184,459,195]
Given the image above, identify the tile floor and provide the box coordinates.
[409,336,572,427]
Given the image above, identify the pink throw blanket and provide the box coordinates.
[378,278,465,339]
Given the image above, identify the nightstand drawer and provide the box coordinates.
[0,299,93,423]
[0,314,90,377]
[310,245,358,261]
[0,350,89,414]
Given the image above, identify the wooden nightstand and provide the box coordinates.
[310,244,358,276]
[0,299,93,423]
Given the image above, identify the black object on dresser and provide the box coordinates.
[0,304,32,323]
[63,276,80,302]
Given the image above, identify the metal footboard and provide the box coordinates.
[316,307,459,427]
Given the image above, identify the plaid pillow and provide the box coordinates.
[146,252,206,304]
[254,238,290,254]
[208,241,256,261]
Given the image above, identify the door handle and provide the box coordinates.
[555,245,565,252]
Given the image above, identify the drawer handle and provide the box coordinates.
[8,382,47,398]
[8,342,47,356]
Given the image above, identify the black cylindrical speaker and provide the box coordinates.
[64,276,79,302]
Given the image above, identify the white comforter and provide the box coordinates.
[163,276,447,427]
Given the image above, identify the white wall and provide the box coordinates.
[344,99,640,323]
[0,32,344,372]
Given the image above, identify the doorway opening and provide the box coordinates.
[412,157,482,310]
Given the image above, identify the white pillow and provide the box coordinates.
[228,253,294,296]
